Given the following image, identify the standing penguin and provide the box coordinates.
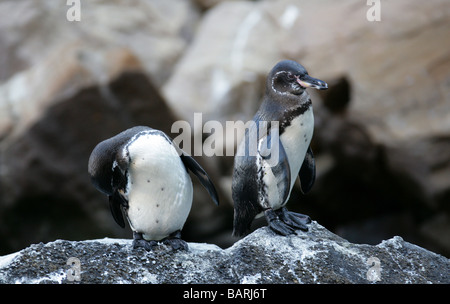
[88,126,219,251]
[232,60,327,237]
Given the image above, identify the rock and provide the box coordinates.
[1,222,448,284]
[0,0,200,87]
[193,0,240,11]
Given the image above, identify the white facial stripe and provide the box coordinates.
[271,71,290,95]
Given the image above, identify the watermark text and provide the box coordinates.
[366,0,381,22]
[66,0,81,22]
[66,257,81,281]
[171,113,281,166]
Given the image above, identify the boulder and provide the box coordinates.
[0,0,200,86]
[0,222,448,284]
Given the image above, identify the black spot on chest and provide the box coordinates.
[279,101,311,134]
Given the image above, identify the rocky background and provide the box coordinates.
[0,0,449,258]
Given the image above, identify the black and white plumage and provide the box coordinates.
[88,126,219,251]
[232,60,327,237]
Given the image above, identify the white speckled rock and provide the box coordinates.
[1,221,448,284]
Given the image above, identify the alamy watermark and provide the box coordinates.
[171,113,281,166]
[66,1,381,24]
[66,0,81,22]
[366,256,382,282]
[66,257,81,282]
[366,0,381,22]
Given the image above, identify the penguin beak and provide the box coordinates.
[297,75,328,90]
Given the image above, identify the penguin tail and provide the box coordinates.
[232,219,248,237]
[232,222,249,238]
[232,201,260,237]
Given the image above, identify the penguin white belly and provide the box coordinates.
[279,107,314,202]
[125,133,193,241]
[257,107,314,211]
[259,159,279,210]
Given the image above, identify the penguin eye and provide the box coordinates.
[286,73,295,81]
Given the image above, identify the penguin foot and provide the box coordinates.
[162,238,188,251]
[162,230,189,251]
[276,207,311,232]
[132,231,188,251]
[264,209,296,236]
[132,239,158,251]
[132,232,158,251]
[290,211,312,224]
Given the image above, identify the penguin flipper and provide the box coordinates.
[299,146,316,194]
[232,156,261,237]
[260,131,291,204]
[108,193,126,228]
[179,154,219,206]
[109,164,128,228]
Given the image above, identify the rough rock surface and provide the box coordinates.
[1,222,448,284]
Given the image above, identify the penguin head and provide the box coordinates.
[268,60,328,96]
[88,139,117,195]
[88,126,152,195]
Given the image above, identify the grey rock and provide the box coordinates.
[0,0,200,86]
[1,222,448,284]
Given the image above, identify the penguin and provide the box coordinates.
[232,60,328,237]
[88,126,219,251]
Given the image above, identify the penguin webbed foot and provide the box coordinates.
[276,207,311,232]
[265,208,311,236]
[132,238,158,251]
[162,238,188,251]
[160,230,188,251]
[132,231,188,252]
[264,209,296,236]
